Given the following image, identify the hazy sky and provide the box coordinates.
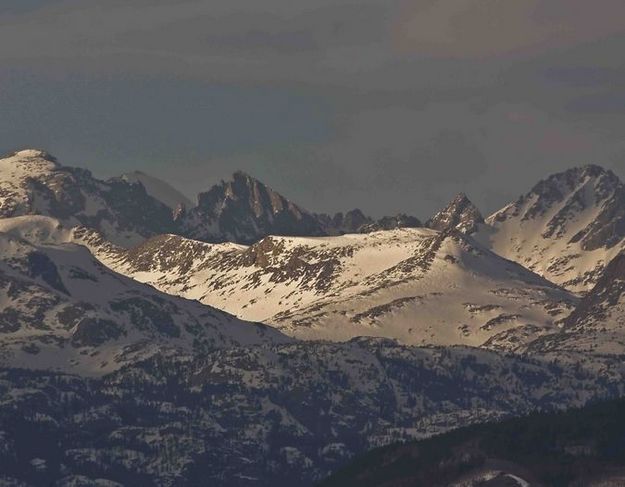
[1,0,625,218]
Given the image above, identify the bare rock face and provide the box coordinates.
[358,213,422,233]
[324,208,371,234]
[317,209,422,235]
[2,151,423,247]
[426,193,484,235]
[565,251,625,328]
[178,171,423,243]
[179,171,325,244]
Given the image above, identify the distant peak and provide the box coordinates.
[525,164,622,202]
[11,149,58,163]
[426,192,483,235]
[450,192,472,204]
[120,171,148,183]
[548,164,614,183]
[345,208,367,218]
[444,192,481,213]
[580,163,609,175]
[232,170,255,181]
[228,171,288,200]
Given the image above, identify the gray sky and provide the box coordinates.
[1,0,625,218]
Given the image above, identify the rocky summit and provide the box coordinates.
[426,192,484,235]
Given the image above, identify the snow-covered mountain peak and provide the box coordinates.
[10,148,59,162]
[0,151,177,248]
[427,192,484,234]
[476,164,625,292]
[0,151,427,246]
[487,164,621,226]
[2,148,60,171]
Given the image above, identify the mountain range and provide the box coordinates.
[0,150,422,247]
[80,226,576,351]
[2,148,625,485]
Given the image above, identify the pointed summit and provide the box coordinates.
[180,171,324,244]
[329,209,371,233]
[358,213,422,233]
[426,193,484,234]
[489,164,620,226]
[232,169,255,181]
[475,164,625,292]
[487,164,625,251]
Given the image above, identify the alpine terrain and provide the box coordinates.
[474,165,625,293]
[0,216,286,374]
[88,226,576,351]
[1,150,625,486]
[0,150,176,247]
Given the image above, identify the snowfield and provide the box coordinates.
[70,224,575,351]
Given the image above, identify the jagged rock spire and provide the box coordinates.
[426,193,484,234]
[181,171,324,244]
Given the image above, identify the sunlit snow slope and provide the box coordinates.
[82,226,577,351]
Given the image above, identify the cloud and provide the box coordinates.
[3,0,622,88]
[395,0,625,58]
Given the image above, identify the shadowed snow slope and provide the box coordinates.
[0,228,288,375]
[528,251,625,355]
